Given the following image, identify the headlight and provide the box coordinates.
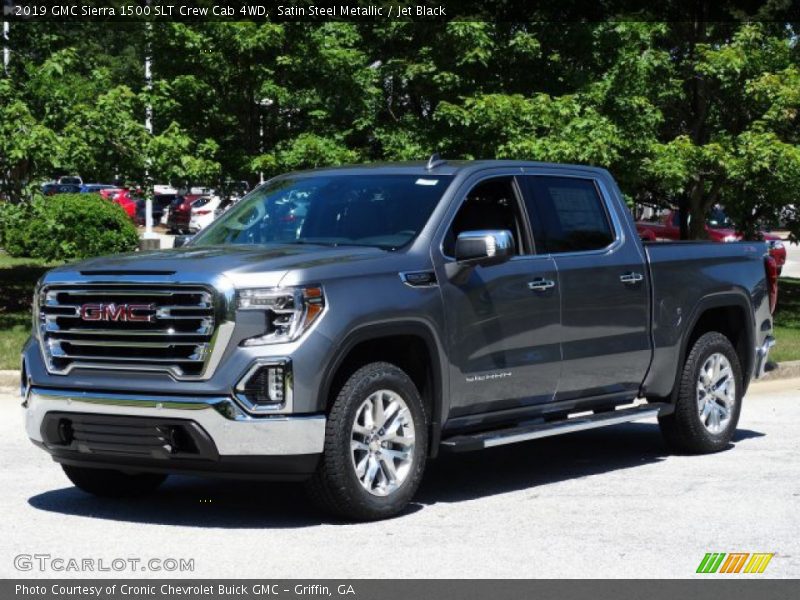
[237,285,325,346]
[722,235,738,243]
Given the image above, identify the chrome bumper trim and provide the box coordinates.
[755,335,776,378]
[25,387,325,456]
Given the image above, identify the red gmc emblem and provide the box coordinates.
[79,303,155,322]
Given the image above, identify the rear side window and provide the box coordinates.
[524,176,614,253]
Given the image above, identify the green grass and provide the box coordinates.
[771,277,800,363]
[0,251,60,369]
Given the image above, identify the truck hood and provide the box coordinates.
[46,244,388,288]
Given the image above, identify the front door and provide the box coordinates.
[436,175,562,417]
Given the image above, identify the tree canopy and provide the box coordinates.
[1,20,799,239]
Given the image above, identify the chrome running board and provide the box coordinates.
[440,403,668,452]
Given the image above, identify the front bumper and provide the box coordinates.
[24,387,325,478]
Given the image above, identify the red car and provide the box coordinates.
[166,194,203,234]
[99,188,137,221]
[637,208,787,272]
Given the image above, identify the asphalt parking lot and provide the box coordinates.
[0,378,798,579]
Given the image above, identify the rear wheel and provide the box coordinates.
[306,362,428,521]
[62,465,167,497]
[659,332,743,453]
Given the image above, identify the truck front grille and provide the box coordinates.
[39,285,219,378]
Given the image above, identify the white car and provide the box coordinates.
[188,195,222,233]
[58,175,83,185]
[154,184,178,195]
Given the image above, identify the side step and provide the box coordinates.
[440,403,668,453]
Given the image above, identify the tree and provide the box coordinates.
[2,19,800,243]
[644,23,800,239]
[0,80,61,202]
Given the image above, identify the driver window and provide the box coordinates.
[444,177,526,256]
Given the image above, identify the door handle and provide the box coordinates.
[620,272,644,285]
[528,278,556,292]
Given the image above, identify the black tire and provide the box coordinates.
[62,465,167,498]
[306,362,428,521]
[658,332,743,454]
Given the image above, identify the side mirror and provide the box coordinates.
[446,230,515,284]
[454,230,515,265]
[173,235,194,248]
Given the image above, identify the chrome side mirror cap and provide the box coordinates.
[454,230,515,265]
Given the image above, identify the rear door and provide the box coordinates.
[521,172,651,401]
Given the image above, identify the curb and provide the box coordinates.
[3,361,800,390]
[759,360,800,382]
[0,370,19,389]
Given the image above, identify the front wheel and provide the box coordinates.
[62,465,167,497]
[659,331,743,453]
[306,362,428,521]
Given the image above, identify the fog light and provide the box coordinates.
[235,360,292,412]
[267,366,285,403]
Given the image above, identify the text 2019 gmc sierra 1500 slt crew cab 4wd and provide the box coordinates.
[21,159,778,520]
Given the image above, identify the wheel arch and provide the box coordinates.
[318,320,447,457]
[674,292,755,400]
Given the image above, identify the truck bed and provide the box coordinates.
[641,240,773,399]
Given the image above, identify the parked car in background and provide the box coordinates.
[214,195,241,219]
[42,183,81,195]
[80,184,117,194]
[136,194,181,226]
[188,195,222,232]
[166,195,203,234]
[636,208,787,272]
[98,188,137,221]
[154,184,178,195]
[57,175,83,186]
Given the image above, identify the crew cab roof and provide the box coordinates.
[285,160,610,178]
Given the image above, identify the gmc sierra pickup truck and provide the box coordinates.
[22,158,778,520]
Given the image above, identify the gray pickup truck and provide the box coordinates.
[22,159,778,520]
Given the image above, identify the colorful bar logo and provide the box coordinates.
[697,553,774,574]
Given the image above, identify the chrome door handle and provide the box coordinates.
[620,272,644,285]
[528,278,556,292]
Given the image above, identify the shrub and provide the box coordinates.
[0,194,139,261]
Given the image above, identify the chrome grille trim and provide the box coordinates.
[38,283,233,380]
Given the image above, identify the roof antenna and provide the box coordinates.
[426,153,446,170]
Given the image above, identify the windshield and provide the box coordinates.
[192,174,452,250]
[707,207,734,228]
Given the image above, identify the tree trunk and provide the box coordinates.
[678,194,690,240]
[687,178,708,240]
